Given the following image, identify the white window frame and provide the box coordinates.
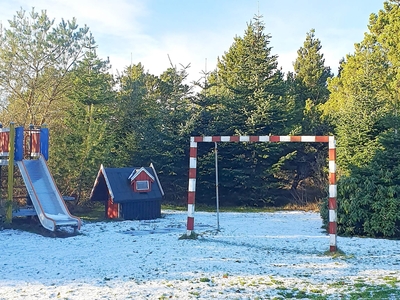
[136,180,149,191]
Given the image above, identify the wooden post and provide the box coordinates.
[5,122,15,224]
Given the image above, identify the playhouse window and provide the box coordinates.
[136,180,149,191]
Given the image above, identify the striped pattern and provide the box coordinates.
[186,135,338,252]
[0,128,10,156]
[192,135,330,143]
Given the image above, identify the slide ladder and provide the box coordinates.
[16,155,81,231]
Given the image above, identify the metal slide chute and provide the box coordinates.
[16,155,81,231]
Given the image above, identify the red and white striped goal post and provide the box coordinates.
[186,135,337,252]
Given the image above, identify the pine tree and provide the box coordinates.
[194,15,295,206]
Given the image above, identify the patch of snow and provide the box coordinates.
[0,210,399,299]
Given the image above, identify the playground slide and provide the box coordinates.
[16,155,81,232]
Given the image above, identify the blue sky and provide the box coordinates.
[0,0,385,83]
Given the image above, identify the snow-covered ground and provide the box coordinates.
[0,210,399,299]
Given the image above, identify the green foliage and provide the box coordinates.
[323,1,400,174]
[194,15,304,207]
[50,48,115,203]
[0,7,93,126]
[320,1,400,238]
[111,62,196,203]
[322,133,400,238]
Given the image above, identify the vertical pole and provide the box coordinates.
[186,137,197,236]
[215,142,220,231]
[5,122,15,224]
[328,136,337,252]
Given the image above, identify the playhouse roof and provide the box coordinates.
[89,164,164,203]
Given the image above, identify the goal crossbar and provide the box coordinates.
[186,135,337,252]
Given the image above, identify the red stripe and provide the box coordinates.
[315,136,329,142]
[270,136,280,142]
[290,136,301,142]
[189,168,196,178]
[329,173,336,185]
[187,217,194,230]
[328,197,337,209]
[189,147,197,157]
[249,136,259,142]
[212,136,221,142]
[329,149,336,160]
[230,136,240,142]
[330,245,337,252]
[188,192,195,204]
[193,137,203,142]
[329,222,337,234]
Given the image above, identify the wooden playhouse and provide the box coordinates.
[89,164,164,220]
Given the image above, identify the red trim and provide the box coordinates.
[329,149,336,160]
[212,136,221,142]
[315,136,329,142]
[329,173,336,184]
[329,222,337,234]
[31,131,40,157]
[0,131,9,153]
[193,137,203,142]
[230,136,240,142]
[187,217,194,230]
[189,168,196,178]
[330,245,337,252]
[328,197,337,210]
[290,136,302,142]
[189,147,197,157]
[269,136,280,142]
[249,136,259,142]
[188,192,195,204]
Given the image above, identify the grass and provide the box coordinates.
[162,202,320,213]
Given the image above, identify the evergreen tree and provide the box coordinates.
[50,48,115,204]
[195,15,295,207]
[284,29,333,204]
[320,0,400,237]
[294,29,332,106]
[112,63,196,203]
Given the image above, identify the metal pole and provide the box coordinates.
[214,142,220,231]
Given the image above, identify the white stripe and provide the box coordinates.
[301,136,316,142]
[189,157,197,169]
[221,136,231,142]
[329,161,336,173]
[329,136,336,149]
[187,230,192,236]
[279,136,291,142]
[188,204,195,217]
[329,209,337,222]
[239,136,250,142]
[329,234,337,246]
[259,136,269,142]
[188,178,196,192]
[203,136,212,142]
[190,137,195,142]
[329,184,337,198]
[190,141,197,148]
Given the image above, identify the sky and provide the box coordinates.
[0,0,386,83]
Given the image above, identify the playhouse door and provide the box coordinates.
[107,198,119,219]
